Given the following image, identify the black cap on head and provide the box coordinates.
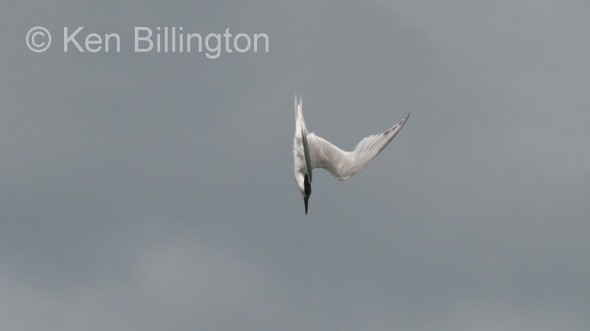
[303,174,311,215]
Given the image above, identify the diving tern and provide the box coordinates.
[293,96,409,214]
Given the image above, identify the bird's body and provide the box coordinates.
[292,96,409,214]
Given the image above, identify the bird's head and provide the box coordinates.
[301,173,311,215]
[296,172,312,214]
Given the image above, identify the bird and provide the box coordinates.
[292,95,409,214]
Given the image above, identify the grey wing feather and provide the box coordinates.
[301,127,313,182]
[307,113,409,180]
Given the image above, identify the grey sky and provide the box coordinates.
[1,0,589,330]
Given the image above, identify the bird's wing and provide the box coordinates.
[301,126,313,182]
[307,113,409,180]
[295,95,313,182]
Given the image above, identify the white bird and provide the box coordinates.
[293,96,409,214]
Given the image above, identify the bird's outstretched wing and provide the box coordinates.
[307,113,409,180]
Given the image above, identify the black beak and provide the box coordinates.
[303,174,311,215]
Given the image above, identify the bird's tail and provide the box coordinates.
[294,94,305,130]
[294,92,298,119]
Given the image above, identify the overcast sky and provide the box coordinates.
[1,0,589,330]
